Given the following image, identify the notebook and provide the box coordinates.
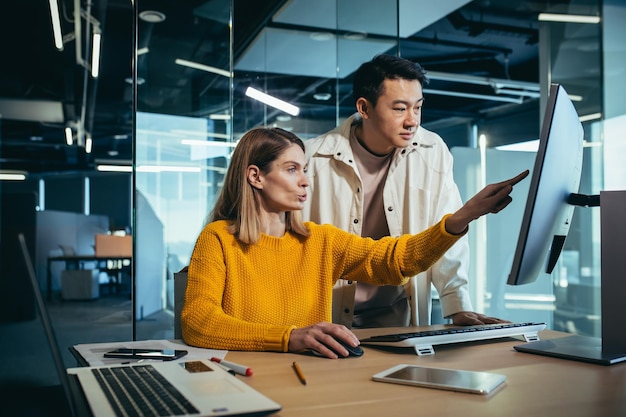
[18,233,282,417]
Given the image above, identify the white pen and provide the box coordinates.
[210,357,254,376]
[212,361,236,376]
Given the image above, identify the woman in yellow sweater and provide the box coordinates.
[181,127,528,358]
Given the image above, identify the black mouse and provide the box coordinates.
[335,337,364,357]
[312,337,364,358]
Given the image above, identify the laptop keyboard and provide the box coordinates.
[92,364,199,417]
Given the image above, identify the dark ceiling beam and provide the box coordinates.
[447,10,539,45]
[233,0,289,58]
[405,35,512,56]
[266,21,513,57]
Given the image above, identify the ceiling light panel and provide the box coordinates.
[538,13,601,24]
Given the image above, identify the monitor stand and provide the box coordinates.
[514,190,626,366]
[514,335,626,365]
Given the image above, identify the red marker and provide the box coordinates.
[210,357,253,376]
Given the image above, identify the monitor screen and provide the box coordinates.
[507,84,584,286]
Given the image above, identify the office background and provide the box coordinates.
[1,0,625,388]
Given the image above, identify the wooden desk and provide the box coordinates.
[221,330,626,417]
[47,255,131,300]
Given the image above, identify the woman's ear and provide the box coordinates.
[356,97,370,119]
[246,165,263,190]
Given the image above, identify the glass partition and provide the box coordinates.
[131,0,612,340]
[233,0,402,137]
[537,3,603,337]
[134,1,233,339]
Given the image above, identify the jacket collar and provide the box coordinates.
[315,113,427,159]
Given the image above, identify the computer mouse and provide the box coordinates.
[336,337,364,357]
[312,337,364,358]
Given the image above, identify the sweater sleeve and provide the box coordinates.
[332,215,464,285]
[180,225,295,352]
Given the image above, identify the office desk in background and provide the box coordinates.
[46,255,131,300]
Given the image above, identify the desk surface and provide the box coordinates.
[220,330,625,417]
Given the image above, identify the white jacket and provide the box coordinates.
[302,114,473,326]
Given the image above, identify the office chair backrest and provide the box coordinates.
[173,271,188,339]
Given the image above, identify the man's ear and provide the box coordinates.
[356,97,370,119]
[246,165,263,190]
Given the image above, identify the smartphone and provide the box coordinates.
[104,348,188,361]
[372,364,506,395]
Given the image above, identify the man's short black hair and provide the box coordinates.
[352,54,429,106]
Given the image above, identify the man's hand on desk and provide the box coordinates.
[449,311,511,326]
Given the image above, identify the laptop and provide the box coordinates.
[17,233,281,417]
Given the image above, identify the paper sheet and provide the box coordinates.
[73,339,227,366]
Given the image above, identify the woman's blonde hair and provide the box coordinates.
[210,127,310,244]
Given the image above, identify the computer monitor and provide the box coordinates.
[510,84,626,365]
[507,84,583,286]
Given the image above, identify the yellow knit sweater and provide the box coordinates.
[181,216,462,352]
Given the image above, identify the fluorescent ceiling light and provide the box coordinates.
[139,10,166,23]
[206,166,227,174]
[425,72,539,100]
[125,76,146,85]
[85,134,93,153]
[96,164,203,173]
[579,112,602,122]
[497,138,599,152]
[97,165,132,172]
[310,32,335,41]
[137,47,149,55]
[245,87,300,116]
[538,13,601,24]
[65,127,73,145]
[496,140,539,152]
[423,88,523,104]
[343,32,367,41]
[0,171,28,181]
[170,129,230,140]
[478,134,487,149]
[175,59,231,78]
[583,140,601,148]
[428,71,539,91]
[209,114,231,120]
[313,92,332,101]
[48,0,63,50]
[91,32,101,78]
[181,139,238,148]
[494,88,541,99]
[137,165,202,173]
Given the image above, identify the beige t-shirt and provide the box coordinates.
[350,125,410,328]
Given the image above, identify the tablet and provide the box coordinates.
[372,364,506,395]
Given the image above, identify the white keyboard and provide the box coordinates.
[359,322,546,356]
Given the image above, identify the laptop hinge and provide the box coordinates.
[414,345,435,356]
